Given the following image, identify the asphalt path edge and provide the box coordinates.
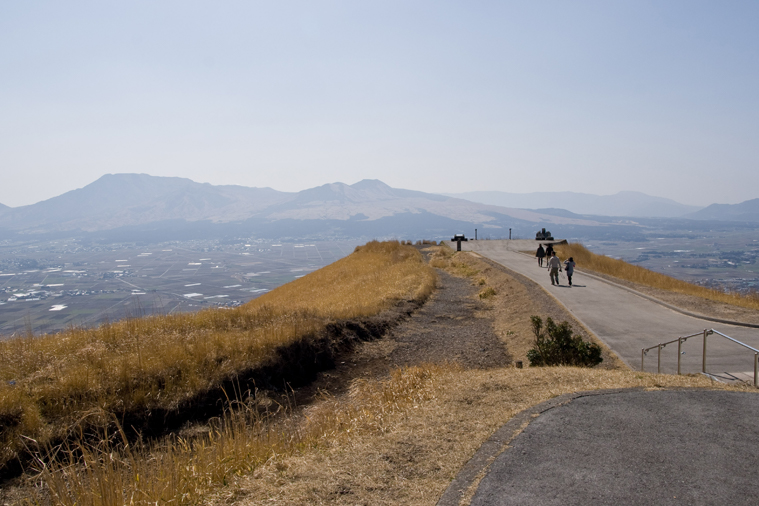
[574,268,759,328]
[468,252,634,369]
[507,249,759,329]
[436,387,646,506]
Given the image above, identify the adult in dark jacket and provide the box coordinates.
[536,244,546,266]
[545,244,554,259]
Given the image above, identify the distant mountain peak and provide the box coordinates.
[686,197,759,222]
[350,179,393,190]
[287,180,406,205]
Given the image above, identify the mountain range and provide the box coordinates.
[442,191,702,218]
[0,174,601,241]
[685,198,759,222]
[1,174,756,242]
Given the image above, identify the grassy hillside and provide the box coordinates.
[554,242,759,311]
[0,241,436,472]
[4,243,754,505]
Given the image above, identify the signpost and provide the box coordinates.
[451,233,468,251]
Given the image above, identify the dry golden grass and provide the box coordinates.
[0,241,436,472]
[209,365,754,506]
[255,240,436,318]
[554,242,759,311]
[13,241,753,505]
[26,363,746,506]
[26,365,441,505]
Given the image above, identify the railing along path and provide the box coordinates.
[642,329,759,387]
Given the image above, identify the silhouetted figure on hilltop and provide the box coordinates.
[536,244,546,267]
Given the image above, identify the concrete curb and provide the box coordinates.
[509,249,759,329]
[436,388,643,506]
[576,269,759,329]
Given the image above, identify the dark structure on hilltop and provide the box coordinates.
[536,228,554,240]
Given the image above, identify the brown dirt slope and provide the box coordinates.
[0,248,636,504]
[298,247,622,405]
[203,248,640,505]
[292,257,514,404]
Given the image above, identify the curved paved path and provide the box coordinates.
[448,389,759,506]
[462,240,759,381]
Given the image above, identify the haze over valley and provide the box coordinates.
[2,173,758,244]
[1,173,759,337]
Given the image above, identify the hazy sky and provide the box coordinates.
[2,1,758,207]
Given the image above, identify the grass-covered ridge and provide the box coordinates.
[554,242,759,311]
[0,241,436,470]
[8,242,754,505]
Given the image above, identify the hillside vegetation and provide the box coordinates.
[4,244,754,505]
[554,242,759,311]
[0,241,436,472]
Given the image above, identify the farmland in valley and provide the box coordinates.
[0,239,359,337]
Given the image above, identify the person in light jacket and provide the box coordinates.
[547,251,562,285]
[563,257,576,286]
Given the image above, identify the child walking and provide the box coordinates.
[563,257,576,286]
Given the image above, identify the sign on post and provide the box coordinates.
[451,233,468,251]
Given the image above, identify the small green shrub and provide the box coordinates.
[526,316,602,367]
[479,286,496,299]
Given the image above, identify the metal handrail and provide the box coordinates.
[641,329,759,387]
[710,329,759,353]
[641,331,702,376]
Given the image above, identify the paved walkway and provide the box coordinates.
[440,389,759,506]
[462,240,759,380]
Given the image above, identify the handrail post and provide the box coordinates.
[643,329,759,384]
[658,344,662,374]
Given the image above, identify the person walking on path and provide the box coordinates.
[536,244,546,267]
[563,256,576,286]
[547,251,562,285]
[545,243,554,259]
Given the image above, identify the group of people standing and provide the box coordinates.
[535,244,575,286]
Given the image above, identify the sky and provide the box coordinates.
[1,1,758,208]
